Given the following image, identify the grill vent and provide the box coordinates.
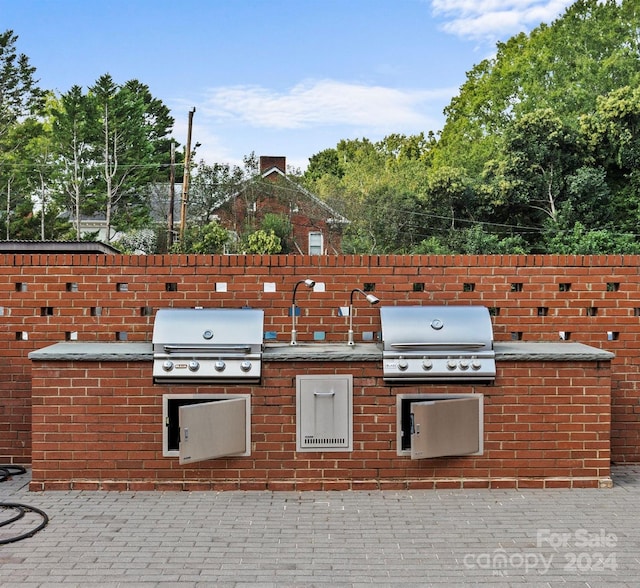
[303,436,347,446]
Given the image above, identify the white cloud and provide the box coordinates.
[430,0,575,41]
[169,2,578,169]
[200,79,453,133]
[169,80,457,169]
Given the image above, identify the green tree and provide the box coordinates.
[113,228,157,254]
[20,116,67,240]
[49,76,174,242]
[49,86,99,239]
[432,0,640,176]
[261,213,292,253]
[0,30,43,145]
[243,229,282,254]
[304,148,343,183]
[334,138,386,201]
[485,109,582,240]
[580,85,640,230]
[545,222,640,254]
[448,225,529,254]
[188,160,244,225]
[582,86,640,173]
[172,220,229,254]
[0,30,44,239]
[122,79,175,178]
[341,186,425,254]
[377,132,433,162]
[304,134,432,254]
[425,166,475,232]
[560,166,613,230]
[412,236,451,255]
[90,74,173,241]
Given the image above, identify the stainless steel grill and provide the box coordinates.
[152,308,264,384]
[379,305,496,382]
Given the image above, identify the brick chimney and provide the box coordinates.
[260,156,286,175]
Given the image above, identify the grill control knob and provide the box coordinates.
[459,359,470,370]
[214,360,226,372]
[162,360,174,372]
[240,360,252,372]
[471,359,482,370]
[188,360,200,372]
[447,359,458,370]
[422,359,433,371]
[397,359,409,371]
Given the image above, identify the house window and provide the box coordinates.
[309,231,323,255]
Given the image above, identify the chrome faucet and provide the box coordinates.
[347,288,380,345]
[290,278,315,345]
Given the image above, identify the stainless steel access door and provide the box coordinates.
[179,398,247,464]
[410,397,481,459]
[296,375,353,451]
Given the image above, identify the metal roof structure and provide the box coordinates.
[0,240,120,254]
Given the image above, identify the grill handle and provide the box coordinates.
[389,342,488,350]
[162,344,254,354]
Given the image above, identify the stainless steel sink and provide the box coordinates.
[263,342,382,360]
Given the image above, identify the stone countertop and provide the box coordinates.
[29,341,615,362]
[28,342,153,361]
[494,341,614,361]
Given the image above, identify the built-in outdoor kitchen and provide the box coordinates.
[27,272,614,492]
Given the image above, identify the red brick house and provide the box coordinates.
[213,156,349,254]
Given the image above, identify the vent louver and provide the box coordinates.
[303,436,347,446]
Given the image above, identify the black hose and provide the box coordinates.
[0,502,50,544]
[0,465,26,483]
[0,465,49,544]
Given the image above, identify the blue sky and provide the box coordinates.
[2,0,575,171]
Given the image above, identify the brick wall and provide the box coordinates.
[29,357,611,491]
[1,253,639,464]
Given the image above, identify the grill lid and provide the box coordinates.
[153,308,264,349]
[380,305,493,352]
[152,308,264,384]
[379,305,495,382]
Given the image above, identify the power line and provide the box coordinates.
[3,158,639,243]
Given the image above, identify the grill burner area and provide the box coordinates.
[380,305,496,382]
[152,308,264,384]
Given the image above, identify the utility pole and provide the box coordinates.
[179,107,196,243]
[167,141,176,249]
